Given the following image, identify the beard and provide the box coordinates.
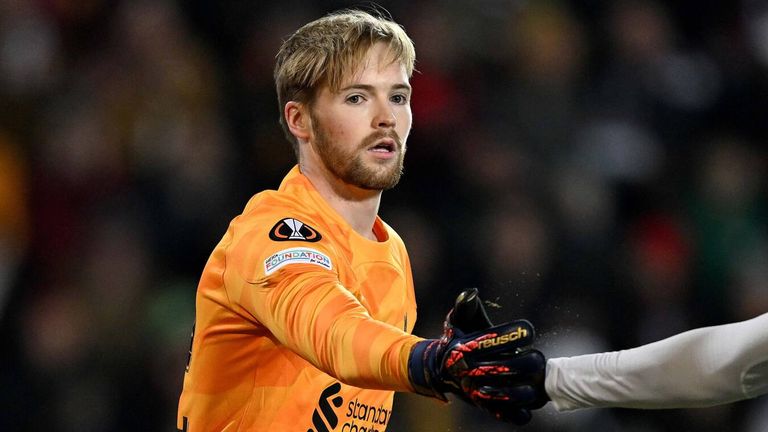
[312,119,405,191]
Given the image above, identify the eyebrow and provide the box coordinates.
[339,83,412,93]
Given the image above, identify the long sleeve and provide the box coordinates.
[239,263,421,391]
[545,313,768,411]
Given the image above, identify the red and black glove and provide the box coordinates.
[408,289,547,425]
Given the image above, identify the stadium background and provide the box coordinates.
[0,0,766,430]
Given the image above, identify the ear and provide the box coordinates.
[285,101,311,142]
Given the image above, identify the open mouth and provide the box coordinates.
[368,139,396,153]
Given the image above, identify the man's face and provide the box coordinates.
[309,42,412,190]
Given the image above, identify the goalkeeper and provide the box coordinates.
[177,8,546,432]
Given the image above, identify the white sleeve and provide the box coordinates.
[545,313,768,411]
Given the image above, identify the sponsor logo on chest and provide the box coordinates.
[309,383,391,432]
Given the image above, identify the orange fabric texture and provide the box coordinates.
[178,166,422,431]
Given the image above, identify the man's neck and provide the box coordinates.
[300,163,382,241]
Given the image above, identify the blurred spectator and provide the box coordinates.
[625,213,693,343]
[687,137,766,326]
[0,134,28,318]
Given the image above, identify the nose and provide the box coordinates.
[373,100,396,129]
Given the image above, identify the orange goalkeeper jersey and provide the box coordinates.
[178,166,423,431]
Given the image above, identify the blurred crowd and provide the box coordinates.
[0,0,766,431]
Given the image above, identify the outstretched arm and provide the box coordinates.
[545,313,768,411]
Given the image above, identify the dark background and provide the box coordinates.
[0,0,766,430]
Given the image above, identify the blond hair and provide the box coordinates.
[274,9,415,155]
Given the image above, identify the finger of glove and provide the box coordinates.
[449,288,494,333]
[458,352,546,404]
[470,384,538,405]
[443,349,542,390]
[469,350,546,376]
[464,377,546,405]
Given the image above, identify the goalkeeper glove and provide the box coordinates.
[408,288,547,424]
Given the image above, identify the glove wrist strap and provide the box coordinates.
[408,339,448,402]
